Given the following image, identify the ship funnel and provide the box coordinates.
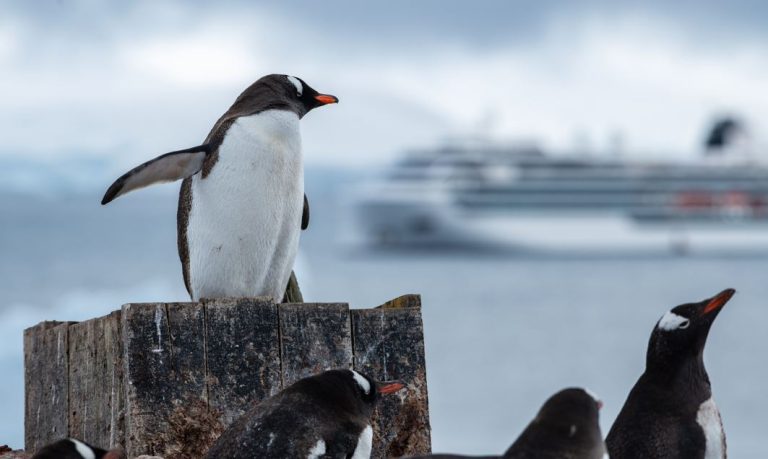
[704,115,746,155]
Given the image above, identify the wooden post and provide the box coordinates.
[24,296,431,458]
[352,296,431,458]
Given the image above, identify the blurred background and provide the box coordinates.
[2,0,768,455]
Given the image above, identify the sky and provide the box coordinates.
[2,0,768,172]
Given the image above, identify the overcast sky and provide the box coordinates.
[2,0,768,169]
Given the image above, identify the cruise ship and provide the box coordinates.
[350,119,768,253]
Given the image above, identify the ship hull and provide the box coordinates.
[353,195,768,254]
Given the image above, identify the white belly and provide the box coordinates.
[350,425,372,459]
[697,397,726,459]
[187,110,303,301]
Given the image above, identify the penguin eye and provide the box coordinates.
[678,319,690,329]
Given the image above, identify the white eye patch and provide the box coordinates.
[583,387,600,403]
[350,370,371,395]
[287,75,303,96]
[658,311,691,331]
[69,439,96,459]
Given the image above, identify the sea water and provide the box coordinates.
[1,189,766,457]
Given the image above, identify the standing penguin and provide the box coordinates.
[405,387,606,459]
[606,288,734,459]
[101,74,337,301]
[205,369,404,459]
[31,438,124,459]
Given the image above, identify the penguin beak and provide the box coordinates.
[377,380,405,395]
[104,448,127,459]
[314,94,339,105]
[701,288,735,316]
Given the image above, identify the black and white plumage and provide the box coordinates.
[101,74,337,301]
[606,288,735,459]
[406,388,605,459]
[205,369,404,459]
[31,438,124,459]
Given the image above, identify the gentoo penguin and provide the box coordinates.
[101,74,337,301]
[606,288,735,459]
[31,438,125,459]
[405,388,606,459]
[205,369,405,459]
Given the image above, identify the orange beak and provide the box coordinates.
[377,381,405,395]
[314,94,339,105]
[702,288,735,315]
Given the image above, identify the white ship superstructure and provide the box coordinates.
[351,124,768,253]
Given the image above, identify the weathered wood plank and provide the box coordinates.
[121,302,205,457]
[104,311,126,449]
[67,311,123,448]
[204,297,281,425]
[278,303,353,386]
[67,318,94,443]
[24,321,72,452]
[352,295,432,458]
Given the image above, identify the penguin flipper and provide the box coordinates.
[302,194,310,230]
[101,145,211,205]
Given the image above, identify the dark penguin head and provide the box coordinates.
[228,74,338,119]
[646,288,735,375]
[31,438,125,459]
[296,369,405,419]
[504,388,605,458]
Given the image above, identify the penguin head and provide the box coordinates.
[300,369,404,418]
[536,388,602,430]
[505,388,604,457]
[344,369,405,409]
[231,74,338,119]
[282,75,339,114]
[647,288,735,370]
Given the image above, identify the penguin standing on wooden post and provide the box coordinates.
[101,74,337,302]
[606,288,735,458]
